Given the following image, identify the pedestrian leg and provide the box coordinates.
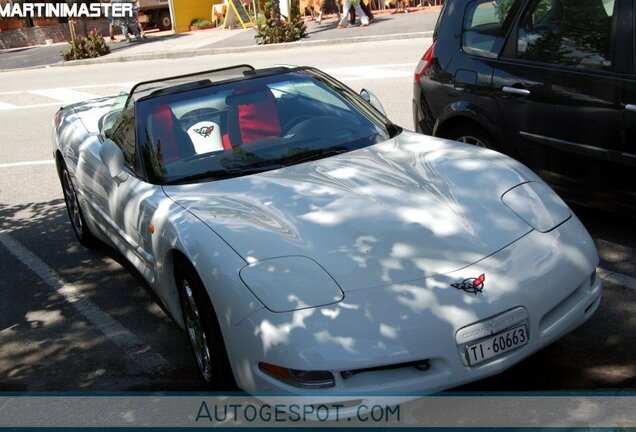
[337,0,352,27]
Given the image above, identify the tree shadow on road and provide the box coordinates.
[0,196,634,393]
[0,199,210,391]
[457,205,636,392]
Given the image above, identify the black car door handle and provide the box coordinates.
[625,104,636,112]
[502,86,531,96]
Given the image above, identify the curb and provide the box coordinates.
[57,31,433,67]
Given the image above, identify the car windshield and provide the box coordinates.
[135,69,399,185]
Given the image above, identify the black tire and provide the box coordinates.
[177,260,236,390]
[157,10,172,31]
[60,162,96,248]
[446,124,497,151]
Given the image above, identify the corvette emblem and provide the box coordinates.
[452,273,485,295]
[194,125,215,137]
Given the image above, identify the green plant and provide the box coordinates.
[254,0,306,45]
[195,19,213,28]
[62,29,110,61]
[190,18,213,28]
[493,0,514,22]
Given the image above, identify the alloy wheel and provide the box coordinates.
[456,135,488,148]
[62,170,83,236]
[182,279,213,381]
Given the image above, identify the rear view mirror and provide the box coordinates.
[99,139,129,183]
[360,89,387,116]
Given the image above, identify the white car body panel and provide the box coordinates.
[52,87,600,398]
[228,222,599,393]
[165,133,544,293]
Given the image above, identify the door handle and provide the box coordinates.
[502,86,531,96]
[625,104,636,112]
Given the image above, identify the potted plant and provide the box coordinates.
[189,18,213,31]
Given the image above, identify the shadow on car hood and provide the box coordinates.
[164,132,533,292]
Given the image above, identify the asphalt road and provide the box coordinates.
[0,31,171,71]
[0,39,635,393]
[0,12,439,71]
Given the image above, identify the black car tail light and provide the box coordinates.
[414,41,436,82]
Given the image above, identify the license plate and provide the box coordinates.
[465,324,528,366]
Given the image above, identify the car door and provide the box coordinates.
[619,0,636,198]
[89,105,160,282]
[491,0,624,196]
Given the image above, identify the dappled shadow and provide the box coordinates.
[456,286,636,391]
[454,204,636,392]
[0,198,202,391]
[570,204,636,276]
[1,137,634,394]
[165,135,630,393]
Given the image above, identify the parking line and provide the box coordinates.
[29,88,98,105]
[0,101,16,110]
[598,268,636,291]
[0,160,55,169]
[0,231,171,373]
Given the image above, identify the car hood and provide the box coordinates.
[164,132,533,292]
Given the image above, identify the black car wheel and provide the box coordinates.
[177,260,235,389]
[447,124,497,151]
[60,163,96,247]
[158,11,172,31]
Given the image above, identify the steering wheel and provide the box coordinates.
[284,115,355,138]
[282,115,313,136]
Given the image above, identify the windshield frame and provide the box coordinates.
[133,66,401,185]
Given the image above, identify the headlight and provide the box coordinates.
[240,256,344,313]
[502,181,571,232]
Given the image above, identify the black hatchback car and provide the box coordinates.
[413,0,635,210]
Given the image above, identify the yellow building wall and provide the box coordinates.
[172,0,223,33]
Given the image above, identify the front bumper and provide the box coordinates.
[225,214,600,397]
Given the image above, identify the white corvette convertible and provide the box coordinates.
[53,65,601,397]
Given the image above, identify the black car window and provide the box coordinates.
[107,106,136,169]
[516,0,616,71]
[462,0,516,58]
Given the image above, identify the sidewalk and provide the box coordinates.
[0,6,440,70]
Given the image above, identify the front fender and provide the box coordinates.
[153,197,264,329]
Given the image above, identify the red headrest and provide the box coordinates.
[231,87,281,146]
[151,105,179,163]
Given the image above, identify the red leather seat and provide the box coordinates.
[226,86,282,148]
[150,105,194,164]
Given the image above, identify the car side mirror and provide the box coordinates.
[99,139,129,183]
[360,89,387,116]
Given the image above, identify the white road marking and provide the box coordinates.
[0,160,55,168]
[63,82,135,91]
[0,231,171,373]
[0,64,419,112]
[598,268,636,290]
[0,101,16,110]
[325,64,416,80]
[29,88,100,105]
[0,102,65,111]
[0,82,133,97]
